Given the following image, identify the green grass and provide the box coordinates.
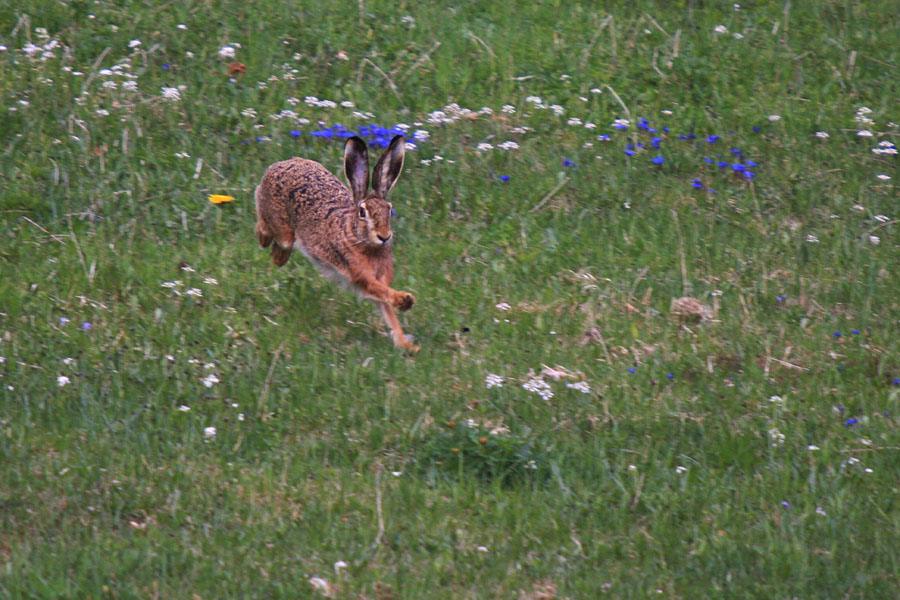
[2,1,900,597]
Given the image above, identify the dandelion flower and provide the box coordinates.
[208,194,234,204]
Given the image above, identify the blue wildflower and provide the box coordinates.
[499,174,510,182]
[753,126,761,132]
[663,126,670,132]
[851,329,859,334]
[732,148,742,154]
[162,64,171,70]
[651,156,665,164]
[704,157,713,164]
[60,317,70,326]
[81,322,92,331]
[709,188,718,194]
[893,378,899,386]
[776,296,786,302]
[628,368,636,373]
[692,179,703,189]
[781,501,791,509]
[746,160,759,167]
[563,158,576,167]
[834,332,841,338]
[390,208,396,216]
[667,373,674,379]
[844,418,858,426]
[310,130,334,138]
[717,161,729,168]
[637,142,644,148]
[613,123,628,130]
[598,134,611,141]
[289,130,301,138]
[624,149,635,156]
[731,163,746,172]
[744,171,755,179]
[707,135,720,143]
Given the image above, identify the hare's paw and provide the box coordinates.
[392,291,415,312]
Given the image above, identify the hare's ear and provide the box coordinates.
[371,135,405,198]
[344,136,370,202]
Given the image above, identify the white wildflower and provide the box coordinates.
[713,25,728,34]
[497,140,519,150]
[178,405,191,412]
[63,357,75,365]
[525,95,543,105]
[161,86,181,101]
[548,104,564,115]
[805,234,819,243]
[218,46,236,59]
[876,174,891,181]
[122,80,138,92]
[241,107,257,119]
[857,130,873,137]
[485,373,505,389]
[768,114,781,122]
[475,142,493,152]
[815,131,829,138]
[309,577,332,594]
[128,39,141,48]
[412,129,429,141]
[566,381,591,394]
[475,546,489,553]
[185,287,203,297]
[807,444,820,451]
[522,377,553,400]
[566,117,583,126]
[816,507,826,516]
[201,373,219,388]
[768,428,785,447]
[501,104,516,114]
[675,466,687,474]
[495,302,511,311]
[874,214,890,222]
[590,87,602,94]
[203,277,218,285]
[732,32,744,40]
[869,235,880,245]
[767,395,784,404]
[57,375,71,387]
[203,426,216,438]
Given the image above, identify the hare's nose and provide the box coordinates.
[377,233,392,244]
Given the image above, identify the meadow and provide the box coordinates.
[1,0,899,597]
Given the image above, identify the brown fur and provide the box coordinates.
[255,136,418,354]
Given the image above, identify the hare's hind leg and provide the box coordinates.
[255,185,294,266]
[378,301,419,354]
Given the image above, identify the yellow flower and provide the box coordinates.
[208,194,234,204]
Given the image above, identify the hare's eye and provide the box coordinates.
[358,207,366,219]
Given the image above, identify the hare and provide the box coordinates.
[255,135,419,354]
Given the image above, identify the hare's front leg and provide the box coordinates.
[349,273,414,312]
[378,301,419,354]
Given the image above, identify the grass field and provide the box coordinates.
[2,1,899,597]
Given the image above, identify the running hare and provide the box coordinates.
[255,135,418,354]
